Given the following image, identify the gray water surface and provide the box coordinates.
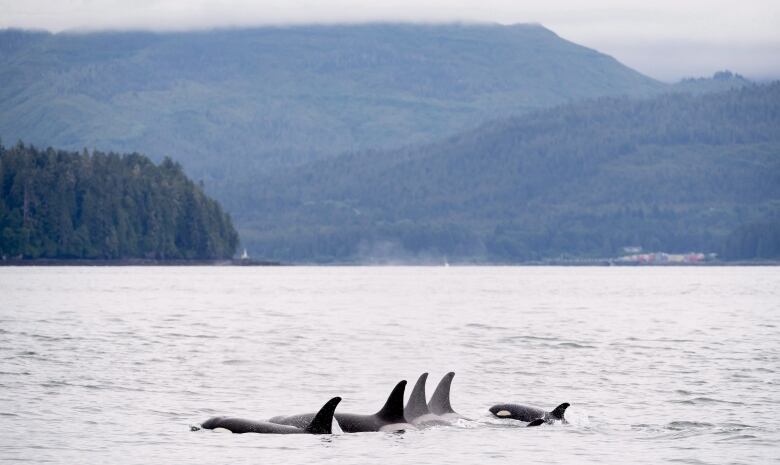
[1,267,778,464]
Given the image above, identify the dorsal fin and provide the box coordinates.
[305,397,342,434]
[375,380,407,423]
[404,373,430,421]
[549,402,570,420]
[428,372,456,415]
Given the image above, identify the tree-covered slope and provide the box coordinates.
[0,24,665,205]
[0,143,238,259]
[241,84,780,263]
[672,70,752,95]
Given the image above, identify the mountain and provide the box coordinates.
[0,142,238,260]
[240,84,780,263]
[0,23,665,208]
[2,24,766,262]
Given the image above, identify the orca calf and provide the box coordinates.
[200,397,341,434]
[404,373,451,427]
[269,380,414,433]
[489,402,570,427]
[427,372,468,421]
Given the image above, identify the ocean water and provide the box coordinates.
[0,266,778,464]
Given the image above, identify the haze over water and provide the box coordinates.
[1,267,778,464]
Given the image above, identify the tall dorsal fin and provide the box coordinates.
[549,402,570,420]
[305,397,342,434]
[375,380,407,423]
[428,372,456,415]
[404,373,430,421]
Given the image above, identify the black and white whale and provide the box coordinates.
[269,380,415,433]
[199,396,341,434]
[404,373,451,427]
[489,402,570,427]
[427,372,468,421]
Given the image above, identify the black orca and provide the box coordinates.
[268,380,414,433]
[404,373,451,426]
[200,397,341,434]
[489,402,570,427]
[427,372,467,420]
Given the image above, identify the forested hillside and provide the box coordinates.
[0,143,238,260]
[672,70,751,94]
[0,25,765,263]
[240,84,780,263]
[0,24,666,207]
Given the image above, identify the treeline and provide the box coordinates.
[722,222,780,260]
[240,84,780,262]
[0,143,238,260]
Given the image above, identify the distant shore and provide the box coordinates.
[536,260,780,267]
[0,258,283,266]
[1,259,777,267]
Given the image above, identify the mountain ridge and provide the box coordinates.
[1,23,664,196]
[238,84,780,262]
[1,23,765,262]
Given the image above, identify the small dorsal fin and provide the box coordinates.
[427,372,456,415]
[376,380,407,423]
[527,418,545,427]
[404,373,430,421]
[549,402,570,420]
[305,397,342,434]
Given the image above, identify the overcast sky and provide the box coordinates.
[2,0,778,81]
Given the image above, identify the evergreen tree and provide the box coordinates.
[0,144,239,259]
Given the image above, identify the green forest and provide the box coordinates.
[239,84,780,263]
[0,143,238,260]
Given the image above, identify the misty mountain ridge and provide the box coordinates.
[0,23,769,263]
[1,23,703,199]
[240,84,780,263]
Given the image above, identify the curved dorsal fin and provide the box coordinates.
[427,372,456,415]
[375,380,407,423]
[404,373,430,421]
[305,397,342,434]
[549,402,570,420]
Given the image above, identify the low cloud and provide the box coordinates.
[1,0,778,80]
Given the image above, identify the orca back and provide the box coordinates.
[267,382,409,433]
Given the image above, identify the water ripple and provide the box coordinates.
[1,266,778,465]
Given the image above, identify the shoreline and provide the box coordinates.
[1,259,777,267]
[0,258,283,267]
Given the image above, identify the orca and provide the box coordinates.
[199,396,341,434]
[489,402,570,427]
[268,380,414,433]
[404,373,451,427]
[427,372,468,421]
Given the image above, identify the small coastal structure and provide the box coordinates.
[616,252,712,265]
